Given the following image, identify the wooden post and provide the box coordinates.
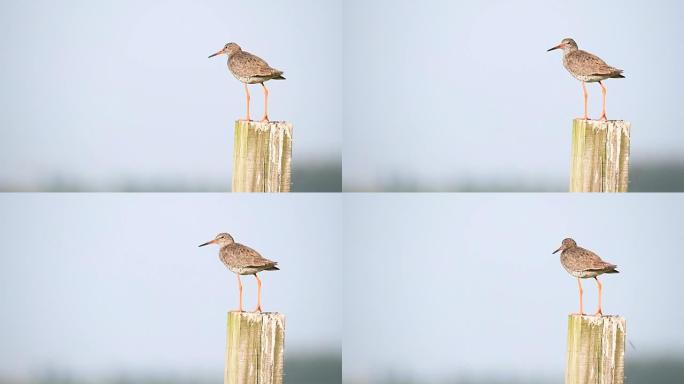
[570,119,630,192]
[232,121,292,192]
[565,315,625,384]
[225,311,285,384]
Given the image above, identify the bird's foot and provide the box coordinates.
[260,115,270,123]
[594,310,603,317]
[599,114,607,121]
[253,306,262,313]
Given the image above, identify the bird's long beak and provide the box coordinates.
[198,239,216,247]
[547,44,562,52]
[208,49,224,59]
[552,246,562,254]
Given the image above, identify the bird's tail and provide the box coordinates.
[272,70,285,80]
[612,69,625,78]
[267,265,280,271]
[605,265,619,273]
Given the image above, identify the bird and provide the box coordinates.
[199,233,279,312]
[209,42,285,122]
[547,38,625,120]
[553,238,619,316]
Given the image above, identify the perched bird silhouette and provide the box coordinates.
[547,38,625,120]
[553,238,619,316]
[209,42,285,122]
[199,233,279,312]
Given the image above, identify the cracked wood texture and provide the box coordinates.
[565,315,625,384]
[225,311,285,384]
[232,121,292,192]
[570,119,630,192]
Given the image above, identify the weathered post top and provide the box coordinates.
[565,314,625,384]
[570,119,630,192]
[225,311,285,384]
[232,121,293,193]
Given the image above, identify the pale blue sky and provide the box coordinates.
[343,0,684,190]
[0,0,341,191]
[343,194,684,382]
[0,194,340,378]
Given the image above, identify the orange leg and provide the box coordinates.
[236,274,244,312]
[254,274,263,312]
[599,81,607,120]
[243,84,251,121]
[594,276,603,316]
[260,83,269,122]
[575,277,585,315]
[582,82,588,120]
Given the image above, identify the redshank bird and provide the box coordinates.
[209,43,285,122]
[199,233,279,312]
[553,238,619,316]
[547,38,625,120]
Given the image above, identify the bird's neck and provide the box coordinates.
[563,46,578,55]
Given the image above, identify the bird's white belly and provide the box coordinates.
[569,269,601,278]
[571,73,606,83]
[229,69,263,84]
[229,265,261,275]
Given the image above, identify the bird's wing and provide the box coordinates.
[575,247,614,271]
[228,243,277,268]
[230,52,279,78]
[567,50,620,76]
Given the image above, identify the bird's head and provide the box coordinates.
[553,238,577,254]
[199,232,235,247]
[547,38,578,53]
[209,42,242,59]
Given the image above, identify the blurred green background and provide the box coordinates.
[344,161,684,192]
[0,354,341,384]
[342,358,684,384]
[0,161,342,192]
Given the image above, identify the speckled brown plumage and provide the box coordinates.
[209,42,285,122]
[228,49,285,84]
[199,232,279,312]
[553,238,619,316]
[220,242,279,275]
[563,49,624,83]
[558,239,619,278]
[548,38,625,120]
